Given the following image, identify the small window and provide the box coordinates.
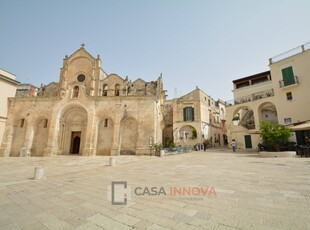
[115,84,120,96]
[284,118,292,124]
[103,85,108,96]
[286,92,293,100]
[20,119,25,128]
[44,119,48,128]
[104,119,108,127]
[208,99,210,106]
[73,86,79,98]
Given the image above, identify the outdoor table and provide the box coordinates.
[300,145,310,157]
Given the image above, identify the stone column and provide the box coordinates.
[82,109,95,156]
[90,67,95,96]
[43,112,60,156]
[110,105,124,156]
[21,125,35,156]
[90,78,95,96]
[253,105,260,132]
[59,64,68,97]
[0,125,15,157]
[110,121,121,156]
[90,119,99,156]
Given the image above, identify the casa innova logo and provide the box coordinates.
[107,181,216,205]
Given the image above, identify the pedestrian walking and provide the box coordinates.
[203,139,207,151]
[231,139,236,152]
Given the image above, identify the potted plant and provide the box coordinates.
[232,115,239,121]
[259,121,294,157]
[153,143,163,156]
[232,115,240,126]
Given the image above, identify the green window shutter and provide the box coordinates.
[281,66,295,86]
[191,107,195,121]
[183,107,194,121]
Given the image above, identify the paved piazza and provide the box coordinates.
[0,149,310,230]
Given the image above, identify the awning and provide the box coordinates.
[290,123,310,131]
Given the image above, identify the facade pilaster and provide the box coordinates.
[0,125,14,157]
[43,110,60,156]
[82,108,95,156]
[21,125,35,156]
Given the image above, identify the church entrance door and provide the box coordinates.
[70,132,81,154]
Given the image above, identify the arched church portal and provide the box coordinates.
[59,106,87,155]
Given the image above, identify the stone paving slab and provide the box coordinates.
[0,150,310,229]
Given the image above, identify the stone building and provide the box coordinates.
[163,87,227,148]
[226,42,310,149]
[0,68,19,143]
[16,83,38,97]
[0,45,165,157]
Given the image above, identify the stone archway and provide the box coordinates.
[258,102,278,124]
[178,125,197,145]
[232,105,255,130]
[58,106,87,155]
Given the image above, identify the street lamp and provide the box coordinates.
[149,136,153,156]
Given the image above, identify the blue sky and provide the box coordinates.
[1,0,310,101]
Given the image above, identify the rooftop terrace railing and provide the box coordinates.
[225,89,274,107]
[269,42,310,64]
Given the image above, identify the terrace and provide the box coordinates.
[225,89,274,107]
[269,41,310,64]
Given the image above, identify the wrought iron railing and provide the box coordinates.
[279,76,299,88]
[225,89,274,107]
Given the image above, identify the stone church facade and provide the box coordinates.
[0,45,165,157]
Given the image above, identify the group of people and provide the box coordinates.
[197,139,237,152]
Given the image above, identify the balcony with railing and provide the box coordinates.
[279,76,299,88]
[225,89,274,107]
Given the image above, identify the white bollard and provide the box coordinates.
[33,166,45,180]
[20,147,30,157]
[160,150,165,157]
[110,157,116,166]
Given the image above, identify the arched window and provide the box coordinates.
[103,85,108,96]
[115,84,120,96]
[104,118,108,127]
[73,86,79,98]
